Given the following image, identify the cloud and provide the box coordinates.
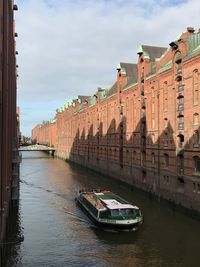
[15,0,199,135]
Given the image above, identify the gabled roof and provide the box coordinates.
[117,62,138,87]
[117,62,138,77]
[107,81,117,97]
[137,45,167,61]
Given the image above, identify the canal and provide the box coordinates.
[2,151,200,267]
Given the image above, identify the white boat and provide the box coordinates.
[76,189,143,230]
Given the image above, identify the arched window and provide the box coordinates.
[193,113,199,125]
[193,69,199,105]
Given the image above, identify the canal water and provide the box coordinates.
[2,151,200,267]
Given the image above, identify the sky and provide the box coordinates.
[15,0,200,136]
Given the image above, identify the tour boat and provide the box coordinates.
[76,189,143,230]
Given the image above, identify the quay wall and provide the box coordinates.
[33,27,200,213]
[0,1,19,242]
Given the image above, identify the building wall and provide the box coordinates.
[0,0,19,242]
[32,28,200,213]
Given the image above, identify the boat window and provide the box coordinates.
[119,209,128,216]
[111,209,120,216]
[99,210,110,219]
[110,208,140,217]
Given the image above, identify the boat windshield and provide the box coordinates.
[111,208,139,217]
[99,208,140,219]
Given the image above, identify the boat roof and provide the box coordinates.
[101,199,138,210]
[80,190,139,211]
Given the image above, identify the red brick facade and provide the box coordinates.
[32,27,200,212]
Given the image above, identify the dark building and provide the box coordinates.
[0,1,20,242]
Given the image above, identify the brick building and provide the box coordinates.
[0,1,19,242]
[32,27,200,212]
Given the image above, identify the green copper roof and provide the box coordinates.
[188,32,200,53]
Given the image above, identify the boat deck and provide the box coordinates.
[83,193,105,210]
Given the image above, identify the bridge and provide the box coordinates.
[19,144,55,156]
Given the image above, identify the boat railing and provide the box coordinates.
[79,188,111,194]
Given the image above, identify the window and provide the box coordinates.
[178,82,184,92]
[141,121,146,134]
[194,131,199,147]
[177,134,184,147]
[164,153,169,168]
[141,151,146,166]
[193,70,199,105]
[177,62,182,73]
[193,113,199,125]
[152,101,155,113]
[151,133,155,144]
[178,117,184,130]
[178,96,184,110]
[152,118,155,129]
[175,52,182,80]
[194,156,200,173]
[141,67,144,82]
[141,85,144,96]
[163,82,168,112]
[164,132,168,147]
[151,153,155,165]
[175,52,182,64]
[178,155,184,175]
[164,118,168,128]
[193,182,196,193]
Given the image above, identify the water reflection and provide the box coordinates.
[3,151,200,267]
[1,203,23,267]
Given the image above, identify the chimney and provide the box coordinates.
[187,27,195,33]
